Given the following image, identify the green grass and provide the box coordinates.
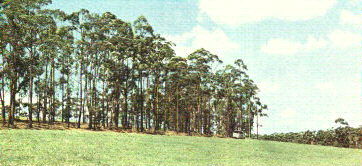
[0,129,361,166]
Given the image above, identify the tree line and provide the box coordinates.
[0,0,267,137]
[259,118,361,148]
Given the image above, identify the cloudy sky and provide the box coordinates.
[50,0,361,134]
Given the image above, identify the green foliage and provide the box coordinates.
[335,118,349,126]
[0,1,267,136]
[259,125,361,148]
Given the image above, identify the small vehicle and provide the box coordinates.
[232,131,245,139]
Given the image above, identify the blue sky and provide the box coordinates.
[49,0,361,134]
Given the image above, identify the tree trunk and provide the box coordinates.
[61,76,64,123]
[106,96,109,128]
[78,64,83,128]
[122,88,128,128]
[87,76,93,129]
[8,79,16,127]
[66,73,71,127]
[114,99,119,129]
[256,112,259,139]
[37,87,41,123]
[1,77,6,127]
[114,86,120,129]
[28,76,33,128]
[176,84,179,132]
[101,81,106,128]
[51,63,55,124]
[83,73,88,124]
[140,75,144,132]
[43,62,48,123]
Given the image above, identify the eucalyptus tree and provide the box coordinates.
[65,10,101,129]
[187,48,222,134]
[0,2,269,137]
[214,65,239,136]
[99,12,134,129]
[242,78,259,137]
[147,35,174,130]
[55,26,75,125]
[164,56,188,131]
[132,16,155,131]
[37,16,60,124]
[66,9,91,127]
[0,50,5,127]
[0,76,4,127]
[232,59,248,132]
[1,0,53,126]
[1,2,25,126]
[83,12,103,129]
[0,8,6,126]
[21,6,60,127]
[253,97,267,139]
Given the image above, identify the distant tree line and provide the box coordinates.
[0,0,267,137]
[259,118,361,148]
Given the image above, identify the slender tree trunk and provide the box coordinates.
[102,81,105,128]
[256,113,259,139]
[28,77,33,128]
[0,50,5,126]
[51,63,55,124]
[28,49,34,128]
[248,104,252,138]
[43,62,48,123]
[1,77,6,127]
[8,82,14,126]
[87,76,93,129]
[122,88,128,128]
[37,86,41,123]
[240,100,243,133]
[66,73,71,127]
[1,98,5,127]
[78,64,83,128]
[8,77,17,127]
[140,74,144,132]
[176,84,179,132]
[106,96,109,128]
[114,98,119,129]
[114,86,120,129]
[61,73,65,123]
[83,73,87,123]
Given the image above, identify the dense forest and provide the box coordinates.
[0,0,267,137]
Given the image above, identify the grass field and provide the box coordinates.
[0,129,361,166]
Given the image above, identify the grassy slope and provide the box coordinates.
[0,129,360,166]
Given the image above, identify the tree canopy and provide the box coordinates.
[0,0,267,137]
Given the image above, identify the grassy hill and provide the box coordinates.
[0,129,360,166]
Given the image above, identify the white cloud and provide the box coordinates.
[340,10,361,28]
[314,82,335,94]
[199,0,336,25]
[349,0,361,3]
[258,81,280,94]
[166,25,240,58]
[304,37,328,50]
[280,108,297,120]
[328,30,361,48]
[261,39,302,55]
[277,108,299,127]
[262,29,360,55]
[313,77,362,127]
[261,37,327,55]
[339,10,361,51]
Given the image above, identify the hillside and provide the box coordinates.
[0,129,360,166]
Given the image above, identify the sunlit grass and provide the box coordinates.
[0,129,360,166]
